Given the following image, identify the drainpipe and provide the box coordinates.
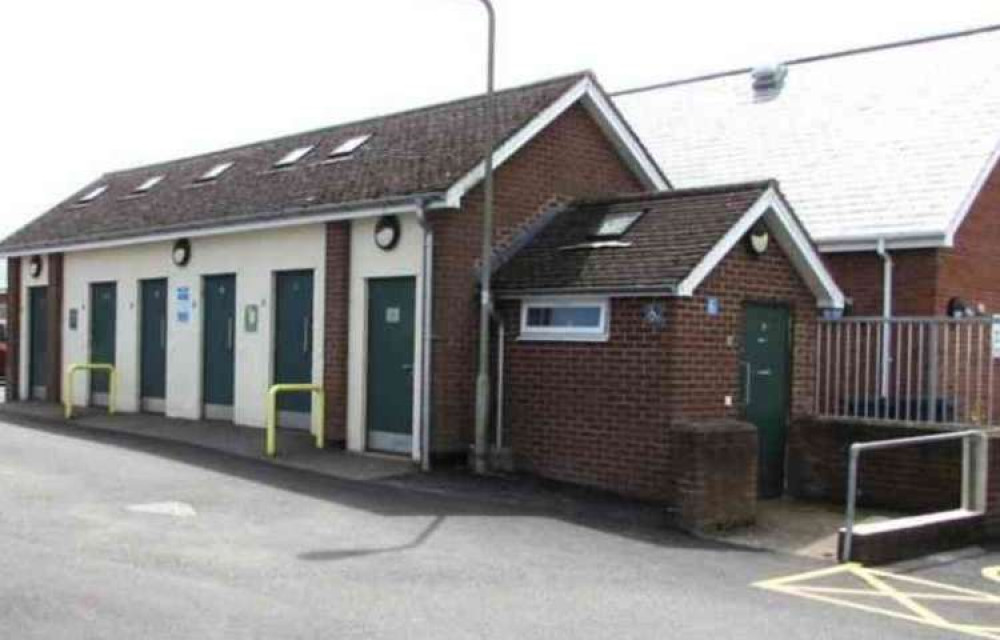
[876,238,893,397]
[415,202,434,472]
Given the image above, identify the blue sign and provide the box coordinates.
[706,297,720,316]
[176,286,192,323]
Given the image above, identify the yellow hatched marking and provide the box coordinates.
[755,563,1000,640]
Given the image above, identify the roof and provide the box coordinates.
[494,181,769,293]
[613,25,1000,251]
[1,71,665,255]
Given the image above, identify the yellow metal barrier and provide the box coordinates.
[64,363,118,419]
[266,384,325,457]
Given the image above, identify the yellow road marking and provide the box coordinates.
[755,563,1000,640]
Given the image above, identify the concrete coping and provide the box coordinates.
[672,418,757,435]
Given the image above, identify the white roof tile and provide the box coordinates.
[614,28,1000,249]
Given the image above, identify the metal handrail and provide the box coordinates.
[265,383,325,457]
[64,363,118,419]
[842,429,989,562]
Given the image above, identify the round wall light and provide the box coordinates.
[28,255,43,279]
[374,215,401,251]
[748,221,770,256]
[172,239,192,267]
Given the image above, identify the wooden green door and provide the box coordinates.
[140,279,168,411]
[28,287,48,400]
[202,275,236,420]
[274,271,314,428]
[89,282,117,405]
[366,277,416,454]
[743,304,791,499]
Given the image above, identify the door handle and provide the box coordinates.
[227,317,234,351]
[402,364,414,373]
[303,316,310,355]
[160,319,166,349]
[744,362,752,404]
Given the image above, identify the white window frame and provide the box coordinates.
[519,297,610,342]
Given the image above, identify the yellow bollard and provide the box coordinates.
[265,383,325,457]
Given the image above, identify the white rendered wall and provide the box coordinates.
[61,224,326,427]
[347,214,425,459]
[19,254,51,400]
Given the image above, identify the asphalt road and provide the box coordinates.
[0,418,996,639]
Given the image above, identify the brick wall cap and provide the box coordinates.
[673,418,757,435]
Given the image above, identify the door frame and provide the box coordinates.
[139,278,169,413]
[363,275,418,455]
[201,273,237,421]
[741,300,794,498]
[271,269,316,430]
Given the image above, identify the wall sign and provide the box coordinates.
[244,304,259,333]
[642,303,667,329]
[386,306,401,324]
[176,286,192,323]
[706,297,720,316]
[68,308,78,330]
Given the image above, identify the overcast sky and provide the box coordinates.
[1,0,998,244]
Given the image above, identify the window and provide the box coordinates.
[196,161,234,182]
[328,133,372,160]
[520,298,610,342]
[274,145,315,168]
[77,185,108,204]
[592,210,643,238]
[133,175,164,193]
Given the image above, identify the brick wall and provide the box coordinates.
[6,257,20,400]
[502,222,820,502]
[323,221,351,444]
[825,249,940,317]
[787,417,963,511]
[45,253,63,403]
[429,104,646,454]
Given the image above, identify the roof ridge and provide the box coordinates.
[110,70,594,176]
[611,23,1000,97]
[573,180,776,207]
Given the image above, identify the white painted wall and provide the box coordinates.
[19,254,50,399]
[347,213,425,459]
[60,224,326,427]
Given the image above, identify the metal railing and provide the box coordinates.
[817,316,999,426]
[64,363,118,419]
[265,384,325,457]
[841,429,989,562]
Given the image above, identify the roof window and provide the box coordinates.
[274,145,315,168]
[328,134,372,160]
[77,185,108,204]
[592,210,644,239]
[197,161,234,183]
[133,175,164,194]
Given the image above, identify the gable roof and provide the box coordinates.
[493,181,844,308]
[0,72,666,256]
[613,25,1000,252]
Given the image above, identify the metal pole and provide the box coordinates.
[843,445,860,562]
[473,0,496,475]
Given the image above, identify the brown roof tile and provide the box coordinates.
[1,72,589,253]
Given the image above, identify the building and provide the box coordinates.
[493,182,842,508]
[614,25,1000,319]
[0,71,668,465]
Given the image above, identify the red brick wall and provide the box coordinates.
[503,223,820,502]
[937,164,1000,314]
[429,104,646,454]
[323,222,351,443]
[45,253,63,402]
[826,249,940,317]
[6,258,20,400]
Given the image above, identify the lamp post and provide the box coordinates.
[473,0,495,475]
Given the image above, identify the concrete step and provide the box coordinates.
[838,508,984,564]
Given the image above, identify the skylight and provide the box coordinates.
[328,134,372,159]
[274,145,315,168]
[592,210,644,238]
[197,161,234,182]
[134,175,164,193]
[77,185,108,204]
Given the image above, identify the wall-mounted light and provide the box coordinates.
[28,255,43,279]
[747,221,770,256]
[374,215,401,251]
[172,239,192,267]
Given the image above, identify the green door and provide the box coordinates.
[28,287,48,400]
[89,282,117,404]
[274,271,314,427]
[743,304,791,499]
[203,275,236,419]
[366,277,416,454]
[140,279,168,411]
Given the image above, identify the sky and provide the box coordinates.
[0,0,998,248]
